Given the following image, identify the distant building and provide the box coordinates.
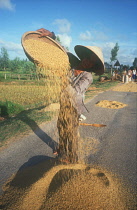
[114,60,120,70]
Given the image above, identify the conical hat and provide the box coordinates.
[74,45,104,75]
[67,52,80,68]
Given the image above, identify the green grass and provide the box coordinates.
[0,101,24,117]
[94,80,119,89]
[85,80,119,100]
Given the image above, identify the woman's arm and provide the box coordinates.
[73,72,93,94]
[36,28,56,39]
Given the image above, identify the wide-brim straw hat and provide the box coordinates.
[67,52,80,68]
[74,45,104,75]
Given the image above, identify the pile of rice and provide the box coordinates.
[1,162,136,210]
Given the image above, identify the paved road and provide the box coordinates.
[80,90,137,192]
[0,90,137,195]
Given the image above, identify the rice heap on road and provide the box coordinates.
[96,100,127,109]
[1,162,136,210]
[95,82,137,109]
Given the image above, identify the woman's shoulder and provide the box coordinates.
[83,71,92,77]
[83,71,92,75]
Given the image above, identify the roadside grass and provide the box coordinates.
[0,101,24,117]
[85,80,119,100]
[0,76,120,148]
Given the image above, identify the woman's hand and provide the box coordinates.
[36,28,53,38]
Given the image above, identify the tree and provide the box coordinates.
[10,57,23,72]
[110,42,119,63]
[9,57,36,74]
[56,35,61,43]
[110,43,119,74]
[133,58,137,68]
[123,65,128,70]
[22,60,36,74]
[0,47,10,71]
[56,35,69,51]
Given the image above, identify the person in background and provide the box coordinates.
[128,68,132,82]
[122,68,127,83]
[112,71,115,77]
[132,67,136,82]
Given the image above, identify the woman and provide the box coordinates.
[56,46,104,163]
[132,68,137,82]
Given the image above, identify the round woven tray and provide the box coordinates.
[21,31,67,63]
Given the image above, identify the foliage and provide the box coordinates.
[9,57,36,73]
[56,35,69,51]
[56,35,61,43]
[0,47,36,74]
[110,43,119,63]
[130,66,134,70]
[133,57,137,68]
[0,100,24,117]
[0,47,10,70]
[10,57,23,72]
[22,60,36,73]
[122,65,129,70]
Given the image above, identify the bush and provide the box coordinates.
[0,101,24,117]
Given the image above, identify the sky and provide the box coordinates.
[0,0,137,67]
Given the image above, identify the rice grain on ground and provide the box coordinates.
[1,163,136,210]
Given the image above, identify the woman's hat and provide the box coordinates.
[67,52,80,68]
[74,45,104,75]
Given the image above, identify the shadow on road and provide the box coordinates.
[17,109,59,152]
[4,155,58,190]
